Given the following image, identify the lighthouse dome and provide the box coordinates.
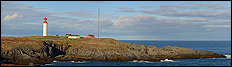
[44,17,47,20]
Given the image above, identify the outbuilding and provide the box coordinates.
[68,35,80,39]
[87,35,95,38]
[65,34,71,36]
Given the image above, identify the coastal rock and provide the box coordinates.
[147,45,226,59]
[1,36,226,65]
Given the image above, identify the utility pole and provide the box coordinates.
[98,8,100,40]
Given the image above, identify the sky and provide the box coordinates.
[1,1,231,41]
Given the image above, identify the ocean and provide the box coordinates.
[42,40,231,66]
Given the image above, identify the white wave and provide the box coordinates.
[76,61,85,63]
[45,64,52,65]
[207,55,231,59]
[70,61,75,63]
[53,60,59,62]
[131,60,138,62]
[225,55,231,59]
[208,58,226,59]
[141,61,154,63]
[130,60,154,63]
[160,59,175,62]
[69,61,86,63]
[209,55,231,59]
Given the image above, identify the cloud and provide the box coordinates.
[62,11,97,18]
[1,2,77,34]
[1,1,55,24]
[81,1,104,3]
[111,14,231,36]
[113,15,158,28]
[1,1,116,37]
[118,7,136,12]
[3,13,19,21]
[194,3,230,10]
[138,8,230,20]
[204,25,231,28]
[112,15,185,34]
[116,2,231,34]
[140,6,154,9]
[181,1,193,4]
[159,4,200,9]
[162,11,230,20]
[118,3,231,20]
[159,3,230,10]
[61,10,113,19]
[137,7,178,14]
[99,17,114,27]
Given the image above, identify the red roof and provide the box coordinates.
[43,21,47,23]
[69,35,80,36]
[87,35,94,38]
[87,35,94,36]
[44,17,47,20]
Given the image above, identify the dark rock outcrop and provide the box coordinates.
[147,45,225,59]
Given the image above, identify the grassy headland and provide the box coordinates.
[1,36,226,66]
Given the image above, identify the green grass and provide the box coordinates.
[2,36,129,51]
[24,36,96,46]
[25,36,88,41]
[25,36,66,40]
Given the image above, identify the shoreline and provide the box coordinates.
[1,64,32,66]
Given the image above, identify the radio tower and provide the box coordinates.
[98,8,100,40]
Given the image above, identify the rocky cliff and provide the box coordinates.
[1,36,226,65]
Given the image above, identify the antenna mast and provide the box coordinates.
[98,8,100,40]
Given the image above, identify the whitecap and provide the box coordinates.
[209,55,231,59]
[76,61,85,63]
[208,58,228,59]
[129,60,154,63]
[45,64,52,65]
[53,60,59,62]
[225,55,231,59]
[141,61,154,63]
[69,61,86,63]
[70,61,75,63]
[131,60,138,62]
[160,59,175,62]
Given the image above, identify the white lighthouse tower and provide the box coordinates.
[43,17,48,36]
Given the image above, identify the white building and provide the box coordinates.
[43,17,48,36]
[67,35,80,39]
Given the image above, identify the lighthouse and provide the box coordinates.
[43,17,48,36]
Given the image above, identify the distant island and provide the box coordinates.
[1,36,226,66]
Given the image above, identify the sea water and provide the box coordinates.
[42,41,231,66]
